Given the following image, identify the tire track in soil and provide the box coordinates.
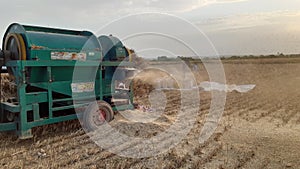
[191,141,223,169]
[232,149,256,169]
[0,127,85,163]
[242,157,270,169]
[56,145,104,168]
[188,124,227,169]
[294,110,300,125]
[251,104,283,122]
[106,158,142,169]
[71,151,117,168]
[267,109,293,125]
[255,94,299,125]
[12,132,89,166]
[236,98,268,116]
[223,96,246,115]
[282,110,299,125]
[224,94,255,117]
[237,102,270,121]
[34,131,89,153]
[29,136,94,168]
[136,102,227,169]
[34,129,86,149]
[70,150,119,168]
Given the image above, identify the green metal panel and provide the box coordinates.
[0,102,20,113]
[23,25,92,36]
[32,103,40,121]
[112,104,134,111]
[26,32,95,51]
[102,79,114,95]
[27,114,79,128]
[0,102,35,113]
[0,122,16,131]
[98,35,128,61]
[3,23,102,60]
[26,92,48,104]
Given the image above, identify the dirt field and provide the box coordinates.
[1,57,300,168]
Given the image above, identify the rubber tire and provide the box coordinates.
[83,100,114,131]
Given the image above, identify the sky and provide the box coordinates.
[1,0,300,57]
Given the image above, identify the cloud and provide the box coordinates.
[196,10,300,32]
[199,0,248,7]
[195,10,300,55]
[139,0,249,12]
[0,0,251,38]
[1,0,300,56]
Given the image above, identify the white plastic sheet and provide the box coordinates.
[199,81,256,93]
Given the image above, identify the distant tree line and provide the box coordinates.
[152,53,300,62]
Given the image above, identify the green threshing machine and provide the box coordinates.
[0,23,135,139]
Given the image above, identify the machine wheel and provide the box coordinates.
[4,33,26,60]
[6,112,14,122]
[3,33,27,75]
[0,110,14,123]
[83,100,114,131]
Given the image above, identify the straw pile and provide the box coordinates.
[0,73,16,102]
